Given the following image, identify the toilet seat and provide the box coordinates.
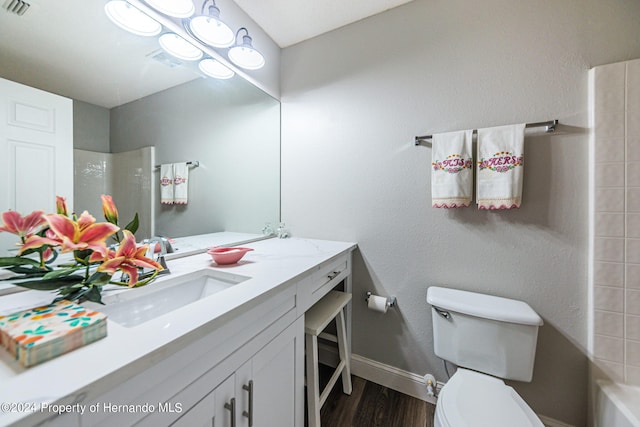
[436,368,544,427]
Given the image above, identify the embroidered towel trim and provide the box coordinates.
[173,162,189,205]
[476,123,526,210]
[431,130,474,208]
[160,163,174,205]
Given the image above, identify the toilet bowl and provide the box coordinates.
[434,368,544,427]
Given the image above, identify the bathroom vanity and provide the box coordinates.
[0,236,356,427]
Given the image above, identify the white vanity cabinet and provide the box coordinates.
[167,317,303,427]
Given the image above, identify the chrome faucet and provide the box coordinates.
[145,236,173,274]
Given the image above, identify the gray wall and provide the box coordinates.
[110,77,280,238]
[73,100,110,152]
[280,0,640,425]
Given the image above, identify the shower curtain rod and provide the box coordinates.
[154,160,200,169]
[414,119,559,146]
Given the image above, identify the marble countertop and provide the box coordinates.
[0,235,356,426]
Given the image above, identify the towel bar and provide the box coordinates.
[414,119,558,146]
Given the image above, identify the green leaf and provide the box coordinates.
[74,249,93,263]
[87,271,111,285]
[124,213,139,235]
[0,257,41,268]
[15,275,84,291]
[42,267,81,280]
[83,286,104,304]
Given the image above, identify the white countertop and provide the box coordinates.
[0,236,356,426]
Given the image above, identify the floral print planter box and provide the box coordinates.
[0,300,107,367]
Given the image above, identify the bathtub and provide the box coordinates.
[596,380,640,427]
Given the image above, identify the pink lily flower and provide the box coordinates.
[101,195,118,225]
[56,196,68,216]
[20,211,119,256]
[91,230,163,286]
[0,210,46,238]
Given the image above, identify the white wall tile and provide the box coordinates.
[594,286,624,312]
[629,163,640,187]
[627,60,640,139]
[594,310,623,337]
[595,359,625,383]
[627,290,640,316]
[594,63,625,139]
[595,136,625,162]
[595,163,625,187]
[594,262,624,287]
[627,188,640,212]
[627,264,640,289]
[628,315,640,341]
[595,213,624,237]
[594,334,624,362]
[627,239,640,264]
[626,340,640,367]
[595,188,624,212]
[627,365,640,386]
[628,214,640,238]
[594,238,624,263]
[628,139,640,162]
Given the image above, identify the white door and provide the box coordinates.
[0,77,73,255]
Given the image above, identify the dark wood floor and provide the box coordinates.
[308,364,436,427]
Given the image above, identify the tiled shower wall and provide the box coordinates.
[591,58,640,385]
[73,147,154,240]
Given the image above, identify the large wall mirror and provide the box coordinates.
[0,0,280,243]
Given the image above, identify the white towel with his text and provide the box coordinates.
[431,130,474,208]
[160,163,174,205]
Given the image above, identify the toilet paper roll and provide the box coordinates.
[367,295,388,313]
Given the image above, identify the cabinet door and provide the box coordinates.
[171,375,234,427]
[240,317,303,427]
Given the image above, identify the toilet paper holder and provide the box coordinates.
[365,291,397,308]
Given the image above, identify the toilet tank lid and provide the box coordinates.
[426,286,543,326]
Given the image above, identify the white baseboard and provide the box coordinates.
[349,353,438,405]
[346,352,574,427]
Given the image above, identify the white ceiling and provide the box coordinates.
[0,0,415,108]
[232,0,416,48]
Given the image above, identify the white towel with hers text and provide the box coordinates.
[173,162,189,205]
[476,124,525,210]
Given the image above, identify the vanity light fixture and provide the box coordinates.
[143,0,194,18]
[159,32,203,61]
[228,27,265,70]
[104,0,162,37]
[199,58,234,79]
[188,0,235,48]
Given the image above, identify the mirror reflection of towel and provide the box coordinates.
[160,163,174,205]
[173,162,189,205]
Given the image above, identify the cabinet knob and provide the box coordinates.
[224,397,236,427]
[328,271,340,280]
[242,380,254,427]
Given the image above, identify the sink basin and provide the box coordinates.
[92,269,250,328]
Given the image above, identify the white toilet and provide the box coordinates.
[426,286,545,427]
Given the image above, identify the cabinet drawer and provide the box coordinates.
[297,253,351,313]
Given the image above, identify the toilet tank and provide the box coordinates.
[426,286,543,382]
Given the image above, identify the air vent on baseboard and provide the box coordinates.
[3,0,30,15]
